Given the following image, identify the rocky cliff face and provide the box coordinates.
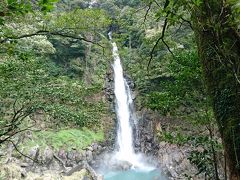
[135,109,205,179]
[105,70,205,179]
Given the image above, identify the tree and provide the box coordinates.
[0,1,111,146]
[0,0,58,25]
[192,1,240,179]
[143,0,240,178]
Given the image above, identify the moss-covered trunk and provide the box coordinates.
[192,1,240,179]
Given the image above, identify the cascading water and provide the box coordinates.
[109,32,145,168]
[101,32,166,180]
[110,35,135,164]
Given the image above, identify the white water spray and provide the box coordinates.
[108,32,146,168]
[96,33,166,180]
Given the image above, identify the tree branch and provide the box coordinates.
[0,30,105,49]
[144,2,152,23]
[153,0,161,7]
[147,0,176,70]
[53,154,66,170]
[147,15,174,70]
[7,139,41,164]
[180,16,193,30]
[170,11,193,30]
[0,103,34,139]
[162,38,173,54]
[0,124,35,144]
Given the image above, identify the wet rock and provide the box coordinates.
[157,142,204,179]
[122,161,132,170]
[67,151,76,161]
[87,146,93,152]
[92,143,98,151]
[49,159,62,171]
[82,150,87,159]
[66,160,74,167]
[131,91,137,100]
[75,151,83,164]
[58,149,67,162]
[121,162,132,170]
[28,145,40,162]
[110,160,132,171]
[145,134,153,142]
[43,146,54,166]
[133,109,209,179]
[86,151,93,162]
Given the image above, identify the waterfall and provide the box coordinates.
[108,32,141,166]
[98,33,166,180]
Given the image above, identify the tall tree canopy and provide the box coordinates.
[143,0,240,178]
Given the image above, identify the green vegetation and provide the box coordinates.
[0,53,108,139]
[106,0,239,178]
[0,0,239,179]
[20,128,104,152]
[144,51,205,116]
[0,0,111,155]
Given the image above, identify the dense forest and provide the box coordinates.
[0,0,239,180]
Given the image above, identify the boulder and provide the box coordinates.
[86,151,93,162]
[74,151,83,164]
[111,160,132,171]
[28,145,40,162]
[43,146,54,166]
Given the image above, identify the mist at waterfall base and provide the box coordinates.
[97,33,166,180]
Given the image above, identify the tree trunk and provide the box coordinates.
[192,1,240,179]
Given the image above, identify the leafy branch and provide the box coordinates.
[0,99,35,144]
[0,30,105,49]
[147,14,174,69]
[147,0,175,69]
